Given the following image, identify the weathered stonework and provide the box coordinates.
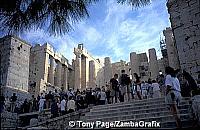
[104,57,113,85]
[163,27,180,69]
[130,52,140,78]
[74,44,104,90]
[29,43,70,96]
[130,52,150,81]
[112,60,129,76]
[0,35,31,100]
[167,0,200,80]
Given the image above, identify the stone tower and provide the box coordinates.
[148,48,159,80]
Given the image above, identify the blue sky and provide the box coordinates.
[1,0,170,64]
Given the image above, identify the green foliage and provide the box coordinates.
[0,0,150,36]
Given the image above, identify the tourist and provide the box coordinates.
[96,88,101,105]
[147,78,153,98]
[134,73,142,100]
[182,70,199,96]
[67,96,75,113]
[99,88,106,105]
[54,89,60,101]
[141,81,148,99]
[29,95,34,112]
[68,88,75,100]
[5,96,10,111]
[152,80,161,98]
[165,66,182,128]
[77,96,85,111]
[105,84,111,104]
[91,90,96,106]
[119,70,127,102]
[39,97,46,113]
[22,99,29,113]
[110,74,119,103]
[60,97,66,115]
[45,91,54,109]
[51,99,59,118]
[59,87,65,99]
[57,98,61,114]
[130,81,136,99]
[10,93,17,112]
[40,93,45,99]
[179,74,191,97]
[32,97,38,112]
[119,70,131,102]
[158,74,165,96]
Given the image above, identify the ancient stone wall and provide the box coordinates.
[167,0,200,79]
[0,35,31,101]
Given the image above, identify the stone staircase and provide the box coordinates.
[78,97,192,129]
[21,97,194,129]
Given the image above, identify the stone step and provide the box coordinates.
[90,101,189,114]
[85,113,190,123]
[84,109,189,122]
[85,108,188,120]
[92,98,165,109]
[92,99,190,111]
[92,97,191,110]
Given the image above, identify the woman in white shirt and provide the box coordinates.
[152,80,161,98]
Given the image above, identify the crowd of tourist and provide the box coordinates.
[0,67,199,124]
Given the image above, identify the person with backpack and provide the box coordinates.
[110,74,119,103]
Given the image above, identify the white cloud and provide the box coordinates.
[19,0,170,64]
[22,29,77,64]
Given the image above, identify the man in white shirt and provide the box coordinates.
[67,96,75,113]
[60,97,66,115]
